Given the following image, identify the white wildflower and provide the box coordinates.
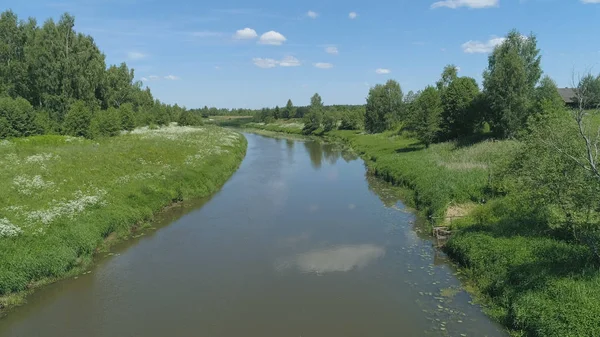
[0,139,13,147]
[0,218,22,238]
[25,153,58,164]
[13,175,55,195]
[26,189,107,225]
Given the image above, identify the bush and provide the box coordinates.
[63,100,93,138]
[91,107,122,137]
[0,96,37,138]
[119,103,136,131]
[339,108,364,130]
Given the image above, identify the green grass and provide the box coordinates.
[327,130,518,221]
[243,121,305,134]
[0,125,246,311]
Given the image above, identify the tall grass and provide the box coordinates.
[0,125,246,310]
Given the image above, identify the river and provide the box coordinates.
[0,133,506,337]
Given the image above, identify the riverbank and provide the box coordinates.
[237,121,600,337]
[0,125,247,314]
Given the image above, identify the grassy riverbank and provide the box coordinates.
[237,120,600,337]
[0,125,246,312]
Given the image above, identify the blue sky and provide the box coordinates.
[6,0,600,109]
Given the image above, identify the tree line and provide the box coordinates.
[0,10,201,140]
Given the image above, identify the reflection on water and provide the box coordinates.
[0,133,506,337]
[304,141,356,169]
[293,244,385,273]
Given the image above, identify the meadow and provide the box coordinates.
[0,125,246,311]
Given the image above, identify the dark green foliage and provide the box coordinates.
[119,103,136,131]
[411,86,442,147]
[63,100,93,138]
[441,77,481,139]
[91,107,121,137]
[273,106,281,119]
[323,111,337,132]
[0,10,186,139]
[0,96,37,138]
[339,107,365,130]
[283,99,295,119]
[365,80,403,133]
[436,64,459,92]
[577,73,600,109]
[303,93,323,134]
[483,30,542,138]
[178,109,202,126]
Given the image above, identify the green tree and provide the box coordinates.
[577,73,600,109]
[283,99,295,119]
[339,107,365,130]
[119,103,136,131]
[483,30,542,138]
[274,105,281,119]
[91,107,121,137]
[365,79,403,133]
[0,96,36,138]
[436,64,459,92]
[440,76,480,139]
[303,93,324,134]
[63,100,93,138]
[412,86,442,148]
[323,110,337,132]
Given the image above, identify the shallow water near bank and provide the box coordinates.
[0,133,506,337]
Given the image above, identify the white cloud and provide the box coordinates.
[127,51,146,60]
[233,28,258,39]
[307,10,318,19]
[325,46,339,55]
[314,62,333,69]
[164,75,180,80]
[462,37,505,53]
[253,58,278,68]
[375,68,391,74]
[253,56,301,68]
[141,77,148,81]
[349,12,358,19]
[431,0,498,9]
[258,31,287,45]
[191,31,223,38]
[582,0,600,3]
[148,75,159,80]
[279,56,301,67]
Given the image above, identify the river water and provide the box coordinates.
[0,133,506,337]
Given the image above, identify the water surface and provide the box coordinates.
[0,133,506,337]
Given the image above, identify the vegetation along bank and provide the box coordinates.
[216,30,600,337]
[0,125,247,312]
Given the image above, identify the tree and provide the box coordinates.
[516,71,600,260]
[436,64,459,92]
[283,99,295,119]
[323,110,337,132]
[119,103,136,131]
[339,107,365,130]
[412,86,442,148]
[0,96,36,138]
[440,76,480,139]
[303,93,323,134]
[102,63,134,108]
[577,73,600,109]
[483,30,542,138]
[91,107,121,137]
[365,79,403,133]
[63,100,93,138]
[274,105,281,119]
